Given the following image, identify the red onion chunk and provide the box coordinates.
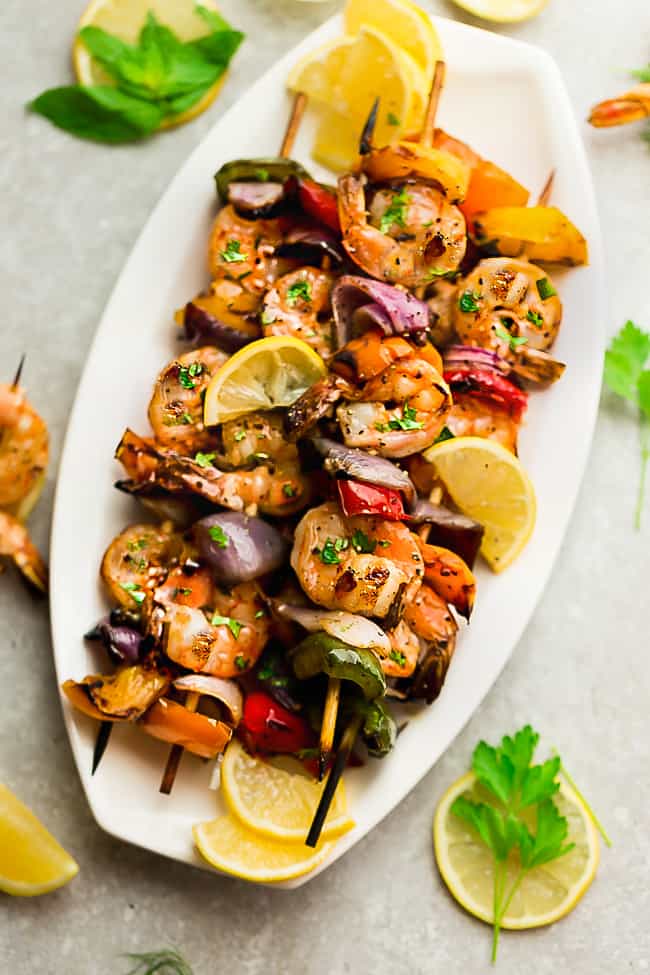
[409,500,484,569]
[183,302,256,353]
[444,344,510,375]
[227,181,285,215]
[332,276,430,347]
[311,437,416,509]
[276,228,346,267]
[194,512,288,584]
[85,617,143,665]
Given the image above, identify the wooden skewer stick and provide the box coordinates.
[318,677,341,781]
[280,92,308,159]
[11,354,26,391]
[92,721,112,775]
[159,691,200,795]
[307,711,363,848]
[419,60,446,150]
[537,169,555,207]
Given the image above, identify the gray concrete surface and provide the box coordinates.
[1,0,650,971]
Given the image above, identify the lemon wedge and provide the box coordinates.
[203,335,327,427]
[423,436,536,572]
[448,0,549,23]
[73,0,230,128]
[193,813,335,883]
[221,740,354,844]
[344,0,442,81]
[0,784,79,896]
[434,771,599,928]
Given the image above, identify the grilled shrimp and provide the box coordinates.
[336,354,452,458]
[426,278,458,348]
[383,583,458,681]
[207,205,284,293]
[589,83,650,128]
[338,174,466,287]
[261,267,335,358]
[446,392,519,453]
[0,511,48,592]
[100,522,182,609]
[148,347,226,453]
[291,501,424,621]
[0,382,49,516]
[402,583,458,702]
[164,581,270,678]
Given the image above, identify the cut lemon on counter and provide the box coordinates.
[222,740,354,844]
[288,26,413,153]
[448,0,549,23]
[73,0,230,128]
[0,784,79,896]
[344,0,442,81]
[423,436,536,572]
[434,771,599,928]
[193,813,335,883]
[203,336,327,426]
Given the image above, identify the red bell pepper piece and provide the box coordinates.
[297,179,341,233]
[337,479,405,520]
[443,367,528,422]
[240,691,313,755]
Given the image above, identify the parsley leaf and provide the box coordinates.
[494,324,528,351]
[220,239,245,263]
[208,525,229,547]
[319,539,343,565]
[386,111,401,126]
[434,426,455,445]
[211,614,243,639]
[526,309,544,328]
[459,290,481,314]
[351,529,376,554]
[604,320,650,527]
[379,187,410,235]
[536,276,557,301]
[194,451,216,468]
[286,280,312,305]
[389,648,406,667]
[120,582,146,605]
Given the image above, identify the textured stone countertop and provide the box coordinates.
[1,0,649,971]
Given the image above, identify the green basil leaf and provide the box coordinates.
[191,29,244,68]
[29,86,163,143]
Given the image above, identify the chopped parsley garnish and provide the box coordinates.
[536,276,557,301]
[173,587,192,598]
[220,239,246,263]
[434,426,455,444]
[386,111,400,127]
[255,168,269,181]
[376,401,424,433]
[208,525,229,548]
[254,609,267,619]
[120,582,145,605]
[379,187,410,235]
[319,539,344,565]
[526,309,544,328]
[495,324,529,351]
[282,483,296,498]
[126,537,149,552]
[180,412,193,425]
[211,614,243,639]
[351,529,376,554]
[286,280,312,305]
[458,290,481,313]
[194,451,216,468]
[234,654,248,670]
[233,430,247,442]
[378,539,391,548]
[178,361,203,389]
[389,649,406,667]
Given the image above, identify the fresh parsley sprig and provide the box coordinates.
[451,726,575,963]
[603,320,650,528]
[124,948,194,975]
[29,7,243,143]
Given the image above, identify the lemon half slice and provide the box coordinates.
[448,0,549,23]
[221,740,354,844]
[423,436,536,572]
[73,0,230,128]
[203,336,327,427]
[344,0,442,81]
[434,771,599,928]
[193,814,335,883]
[0,784,79,896]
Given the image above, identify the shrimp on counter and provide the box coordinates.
[589,83,650,128]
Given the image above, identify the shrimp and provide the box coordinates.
[338,173,466,288]
[100,522,182,609]
[419,541,476,620]
[0,511,48,592]
[261,267,335,358]
[588,83,650,128]
[291,501,424,621]
[402,584,458,703]
[336,354,452,458]
[0,382,48,516]
[382,619,421,678]
[207,205,284,293]
[147,347,227,453]
[426,278,458,348]
[446,392,519,454]
[164,581,270,678]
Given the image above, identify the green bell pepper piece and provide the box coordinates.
[291,633,386,701]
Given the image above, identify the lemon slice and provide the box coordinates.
[344,0,443,81]
[221,740,354,844]
[0,784,79,896]
[194,813,335,883]
[73,0,230,128]
[423,436,536,572]
[448,0,548,23]
[434,771,599,928]
[288,26,412,152]
[203,336,327,427]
